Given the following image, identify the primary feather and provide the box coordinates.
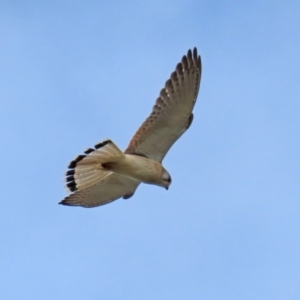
[125,47,201,162]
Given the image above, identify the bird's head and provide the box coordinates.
[161,168,172,190]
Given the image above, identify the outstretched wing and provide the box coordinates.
[60,140,140,208]
[125,47,202,162]
[60,173,140,208]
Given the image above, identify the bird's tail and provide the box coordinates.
[81,139,124,164]
[65,139,124,192]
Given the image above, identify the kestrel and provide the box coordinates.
[60,48,202,208]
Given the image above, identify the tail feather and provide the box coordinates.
[64,139,124,192]
[73,170,111,190]
[75,139,123,166]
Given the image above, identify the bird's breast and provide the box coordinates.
[110,154,162,184]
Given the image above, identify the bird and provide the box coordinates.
[59,47,202,208]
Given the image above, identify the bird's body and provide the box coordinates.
[60,48,202,208]
[104,154,168,187]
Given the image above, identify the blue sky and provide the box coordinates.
[1,1,299,299]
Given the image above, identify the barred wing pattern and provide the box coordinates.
[125,48,202,162]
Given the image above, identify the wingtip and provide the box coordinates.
[65,169,75,176]
[84,148,95,154]
[68,154,86,169]
[198,55,202,75]
[189,47,201,71]
[94,139,112,149]
[192,47,198,59]
[182,55,188,69]
[67,179,77,188]
[59,199,77,206]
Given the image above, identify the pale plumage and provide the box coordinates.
[60,48,202,208]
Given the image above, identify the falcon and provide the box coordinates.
[60,48,202,208]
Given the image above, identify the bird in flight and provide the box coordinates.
[60,48,202,208]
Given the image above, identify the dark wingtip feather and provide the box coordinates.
[165,78,172,88]
[59,200,77,206]
[193,47,198,59]
[186,113,194,130]
[84,148,94,154]
[66,181,77,192]
[182,55,188,69]
[83,148,95,154]
[95,139,111,149]
[68,154,86,169]
[65,175,74,182]
[171,71,178,81]
[199,54,202,65]
[68,160,77,169]
[176,62,183,74]
[65,169,75,176]
[123,192,134,200]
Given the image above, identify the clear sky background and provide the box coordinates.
[1,1,299,299]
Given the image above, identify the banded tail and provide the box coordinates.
[65,139,124,192]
